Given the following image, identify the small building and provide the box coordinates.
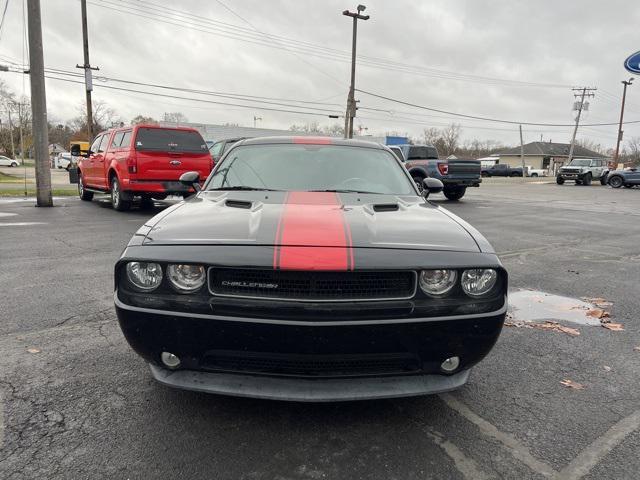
[495,142,607,172]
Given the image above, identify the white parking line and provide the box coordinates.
[440,393,557,478]
[424,427,491,480]
[553,410,640,480]
[0,222,47,226]
[0,212,18,217]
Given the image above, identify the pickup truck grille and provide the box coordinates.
[208,268,417,301]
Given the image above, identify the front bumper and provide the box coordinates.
[115,293,505,401]
[149,364,470,402]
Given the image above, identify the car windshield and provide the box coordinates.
[206,144,415,195]
[568,159,591,166]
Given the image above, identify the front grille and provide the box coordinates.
[208,268,416,301]
[201,351,421,377]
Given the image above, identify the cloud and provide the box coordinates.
[0,0,638,148]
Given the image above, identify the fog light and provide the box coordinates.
[161,351,181,369]
[440,356,460,373]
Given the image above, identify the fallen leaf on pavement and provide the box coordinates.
[560,379,585,390]
[26,347,41,354]
[603,366,612,372]
[587,308,607,318]
[532,321,580,336]
[634,346,640,352]
[582,297,613,307]
[601,323,624,331]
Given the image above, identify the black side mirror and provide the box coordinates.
[179,171,201,191]
[422,178,444,198]
[70,144,81,156]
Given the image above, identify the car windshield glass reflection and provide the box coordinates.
[206,144,415,195]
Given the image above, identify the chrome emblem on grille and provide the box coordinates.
[221,281,279,289]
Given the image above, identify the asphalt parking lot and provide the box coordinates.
[1,183,639,480]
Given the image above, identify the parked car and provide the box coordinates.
[395,144,481,200]
[556,158,609,185]
[114,136,507,401]
[55,152,74,170]
[389,146,405,162]
[607,167,640,188]
[481,164,525,177]
[209,137,247,165]
[0,155,19,167]
[526,167,547,177]
[73,124,211,211]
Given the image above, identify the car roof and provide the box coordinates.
[238,136,386,149]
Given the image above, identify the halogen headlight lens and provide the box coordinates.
[419,269,457,296]
[167,264,206,293]
[126,262,163,291]
[461,269,498,297]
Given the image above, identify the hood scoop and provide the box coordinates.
[225,199,253,209]
[372,203,399,212]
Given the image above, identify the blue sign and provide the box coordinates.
[624,50,640,74]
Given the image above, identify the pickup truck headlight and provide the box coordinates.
[419,269,457,296]
[167,264,206,293]
[461,269,497,297]
[126,262,163,292]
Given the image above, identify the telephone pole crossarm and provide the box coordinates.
[343,5,369,139]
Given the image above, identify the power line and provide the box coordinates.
[355,88,640,127]
[91,0,573,90]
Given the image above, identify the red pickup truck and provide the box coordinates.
[74,124,211,211]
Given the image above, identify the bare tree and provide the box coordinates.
[131,115,157,125]
[440,123,462,156]
[422,127,440,146]
[625,136,640,165]
[163,112,189,124]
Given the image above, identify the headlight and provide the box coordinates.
[167,264,206,293]
[419,269,457,296]
[126,262,163,292]
[461,269,498,297]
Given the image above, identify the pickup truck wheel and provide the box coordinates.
[510,172,519,177]
[412,176,424,193]
[78,173,93,201]
[443,187,466,201]
[140,196,155,210]
[556,176,565,185]
[111,177,131,211]
[608,176,624,188]
[582,174,592,186]
[600,175,608,185]
[530,173,538,177]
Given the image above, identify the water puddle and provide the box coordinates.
[508,290,606,326]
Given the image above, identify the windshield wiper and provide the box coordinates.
[308,189,381,194]
[208,186,281,191]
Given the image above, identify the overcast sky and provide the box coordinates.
[1,0,639,148]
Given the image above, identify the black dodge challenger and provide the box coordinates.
[115,136,507,401]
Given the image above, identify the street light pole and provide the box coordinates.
[77,0,98,141]
[343,5,369,139]
[613,78,633,166]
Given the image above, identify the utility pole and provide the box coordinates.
[76,0,98,141]
[27,0,53,206]
[519,124,525,182]
[343,4,369,139]
[567,87,596,166]
[613,78,633,167]
[7,106,16,160]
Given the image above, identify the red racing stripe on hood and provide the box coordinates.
[274,191,353,271]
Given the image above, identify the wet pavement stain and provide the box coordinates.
[508,290,604,326]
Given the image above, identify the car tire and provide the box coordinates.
[412,176,425,193]
[443,187,466,201]
[608,176,624,188]
[10,162,18,167]
[510,172,519,177]
[556,176,565,185]
[78,172,94,201]
[111,176,131,211]
[531,173,538,177]
[140,195,155,210]
[582,174,592,186]
[600,175,608,185]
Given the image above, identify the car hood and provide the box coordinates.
[141,191,481,252]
